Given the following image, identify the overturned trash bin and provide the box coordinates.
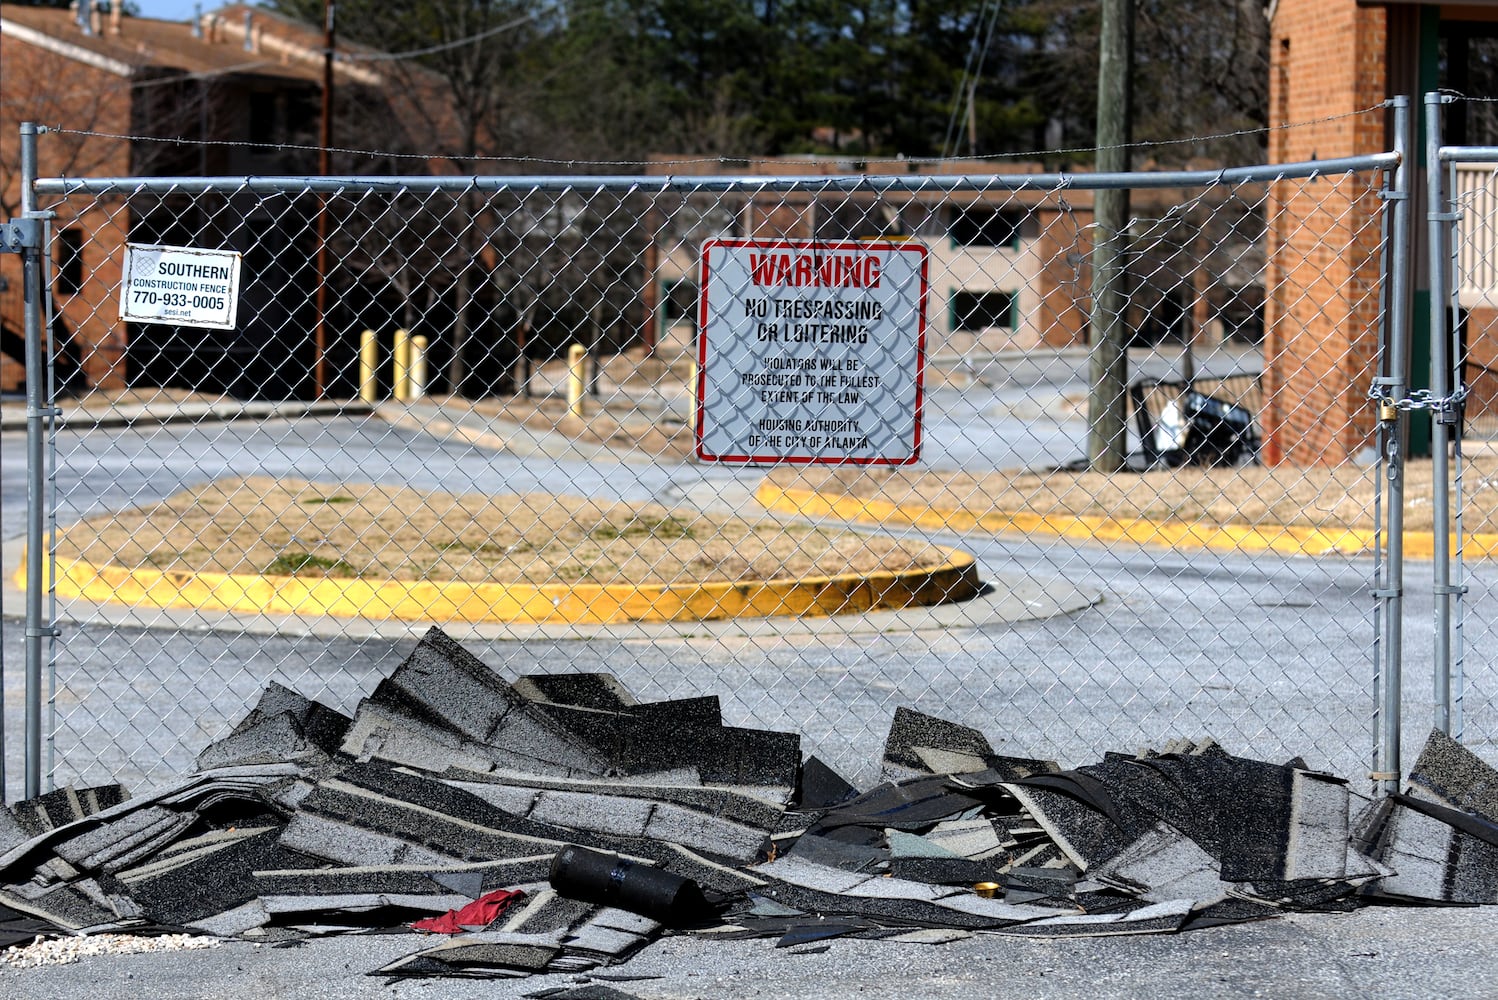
[1182,389,1257,466]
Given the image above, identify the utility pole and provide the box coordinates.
[1087,0,1134,471]
[314,0,335,399]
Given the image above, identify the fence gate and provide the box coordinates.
[1430,92,1498,762]
[2,106,1415,800]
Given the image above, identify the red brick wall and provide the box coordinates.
[0,34,133,393]
[1263,0,1389,466]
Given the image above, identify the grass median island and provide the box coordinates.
[39,476,982,623]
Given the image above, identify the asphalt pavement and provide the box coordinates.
[1,344,1496,995]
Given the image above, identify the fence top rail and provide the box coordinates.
[1440,146,1498,164]
[32,153,1398,198]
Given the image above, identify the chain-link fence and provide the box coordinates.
[2,113,1413,798]
[1434,94,1498,761]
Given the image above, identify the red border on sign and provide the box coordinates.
[694,238,928,465]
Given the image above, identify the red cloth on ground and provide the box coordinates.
[411,888,527,933]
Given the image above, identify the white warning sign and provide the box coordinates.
[695,238,928,465]
[119,243,242,330]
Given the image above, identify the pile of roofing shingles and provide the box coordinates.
[3,625,1497,981]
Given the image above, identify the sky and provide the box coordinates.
[132,1,256,23]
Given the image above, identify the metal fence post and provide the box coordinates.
[1426,92,1458,736]
[1373,96,1414,795]
[19,123,50,799]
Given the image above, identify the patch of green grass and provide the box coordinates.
[434,538,530,556]
[554,561,619,583]
[265,551,357,577]
[300,495,356,505]
[589,515,695,543]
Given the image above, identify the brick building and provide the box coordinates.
[641,156,1263,364]
[1264,0,1498,464]
[0,3,432,399]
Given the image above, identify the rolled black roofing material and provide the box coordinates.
[549,845,712,926]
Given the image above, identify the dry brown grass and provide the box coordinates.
[56,476,954,585]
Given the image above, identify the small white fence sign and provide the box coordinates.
[695,238,928,465]
[119,243,242,330]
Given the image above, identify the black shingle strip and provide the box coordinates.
[0,768,299,877]
[1283,770,1352,881]
[523,986,649,1000]
[499,889,599,935]
[448,777,782,848]
[1087,821,1228,904]
[278,812,469,869]
[229,681,353,753]
[525,698,728,774]
[597,719,801,793]
[196,711,332,772]
[794,757,859,810]
[341,700,555,776]
[288,782,570,865]
[10,785,128,838]
[880,708,996,780]
[513,672,639,710]
[991,898,1195,937]
[366,630,621,779]
[346,694,613,779]
[1002,784,1127,871]
[0,883,132,934]
[0,807,28,855]
[374,931,567,976]
[371,627,529,743]
[887,857,999,885]
[810,776,986,832]
[752,857,1062,929]
[1407,728,1498,822]
[108,827,303,925]
[51,806,192,873]
[444,769,785,831]
[250,858,552,899]
[1229,877,1369,910]
[184,899,272,937]
[780,829,887,872]
[258,891,475,919]
[196,682,352,773]
[1367,793,1498,903]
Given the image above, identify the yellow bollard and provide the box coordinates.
[689,359,699,437]
[410,335,429,400]
[393,328,412,402]
[567,343,586,421]
[359,329,378,403]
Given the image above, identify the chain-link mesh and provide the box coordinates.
[1447,145,1498,757]
[10,140,1400,793]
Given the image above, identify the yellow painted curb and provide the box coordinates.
[15,545,984,626]
[756,482,1498,559]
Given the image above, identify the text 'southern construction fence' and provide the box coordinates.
[9,95,1491,801]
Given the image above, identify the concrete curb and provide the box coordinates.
[755,481,1498,558]
[0,400,367,431]
[16,546,986,626]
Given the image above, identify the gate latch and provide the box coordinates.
[1,218,43,253]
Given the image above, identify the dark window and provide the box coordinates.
[949,207,1022,248]
[952,290,1015,331]
[249,92,278,145]
[57,229,84,294]
[661,279,695,322]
